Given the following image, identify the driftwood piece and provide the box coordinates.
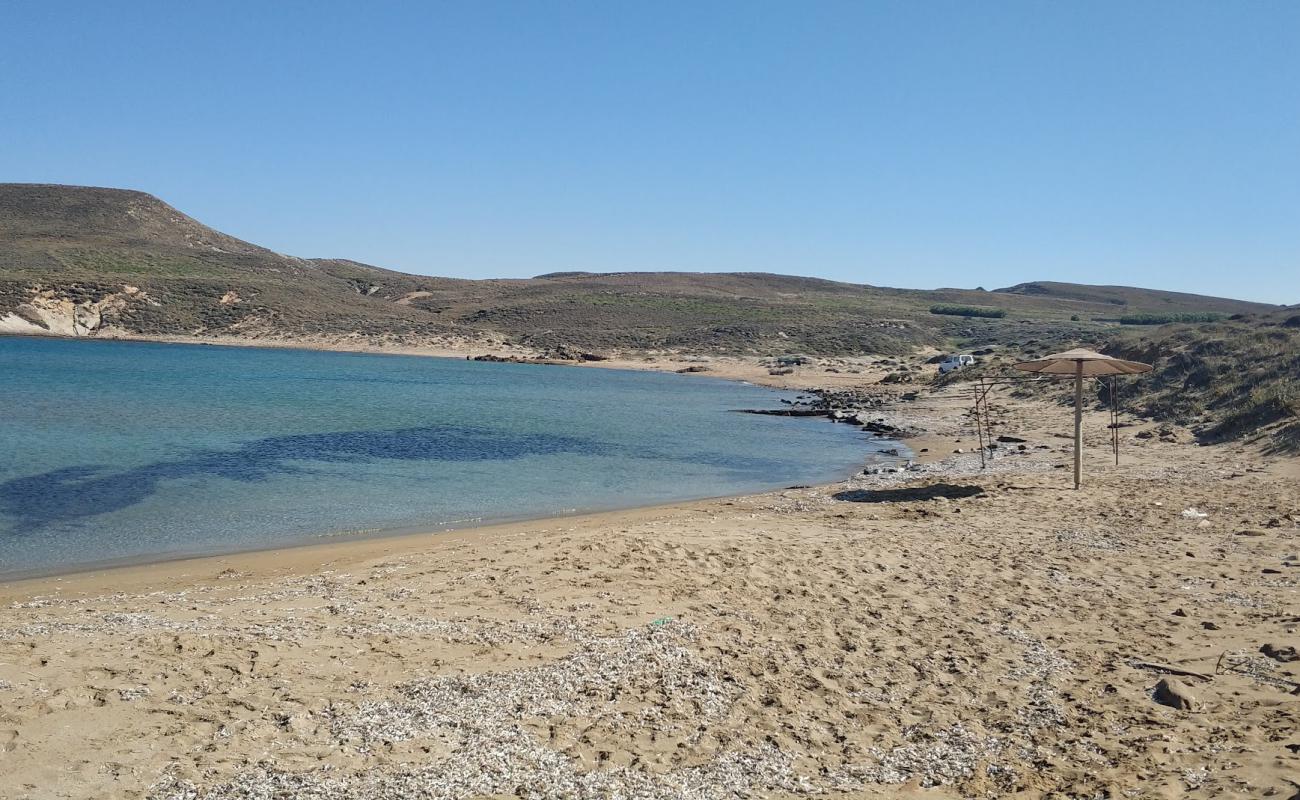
[1130,660,1213,681]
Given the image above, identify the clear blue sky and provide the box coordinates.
[2,1,1297,303]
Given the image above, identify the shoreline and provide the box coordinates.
[0,328,906,390]
[0,495,727,601]
[0,333,925,588]
[0,457,886,591]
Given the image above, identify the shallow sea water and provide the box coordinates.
[0,337,887,576]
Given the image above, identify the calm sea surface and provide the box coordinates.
[0,337,887,576]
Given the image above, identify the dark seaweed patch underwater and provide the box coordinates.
[0,338,883,574]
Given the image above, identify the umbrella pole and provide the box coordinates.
[1073,361,1083,490]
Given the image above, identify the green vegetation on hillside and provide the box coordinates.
[929,304,1007,319]
[1107,314,1300,450]
[1119,312,1226,325]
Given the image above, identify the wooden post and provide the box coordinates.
[1074,361,1083,490]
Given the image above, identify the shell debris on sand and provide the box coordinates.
[149,621,819,800]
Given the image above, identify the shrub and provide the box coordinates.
[929,304,1006,319]
[1119,312,1226,325]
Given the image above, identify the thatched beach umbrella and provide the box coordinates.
[1012,348,1153,489]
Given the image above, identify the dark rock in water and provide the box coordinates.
[1261,643,1298,663]
[1153,678,1196,710]
[737,407,824,417]
[861,421,900,434]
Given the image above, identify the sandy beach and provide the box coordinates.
[1,373,1298,799]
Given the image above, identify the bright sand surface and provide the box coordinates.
[1,368,1298,799]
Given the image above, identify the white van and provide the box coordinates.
[938,354,976,374]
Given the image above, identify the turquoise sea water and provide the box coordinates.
[0,337,886,577]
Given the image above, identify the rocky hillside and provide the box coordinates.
[0,183,1278,357]
[1105,309,1300,450]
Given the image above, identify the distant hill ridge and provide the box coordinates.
[0,183,1277,355]
[0,184,274,257]
[993,281,1262,314]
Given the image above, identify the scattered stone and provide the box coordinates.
[1172,608,1188,617]
[1201,621,1220,631]
[1153,678,1196,711]
[1260,643,1298,663]
[1237,529,1267,537]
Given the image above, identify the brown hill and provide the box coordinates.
[994,281,1271,315]
[0,183,1276,356]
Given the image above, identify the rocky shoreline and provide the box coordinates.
[739,386,921,438]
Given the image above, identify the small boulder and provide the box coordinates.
[1153,678,1196,711]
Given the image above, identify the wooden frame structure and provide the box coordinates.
[965,375,1125,472]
